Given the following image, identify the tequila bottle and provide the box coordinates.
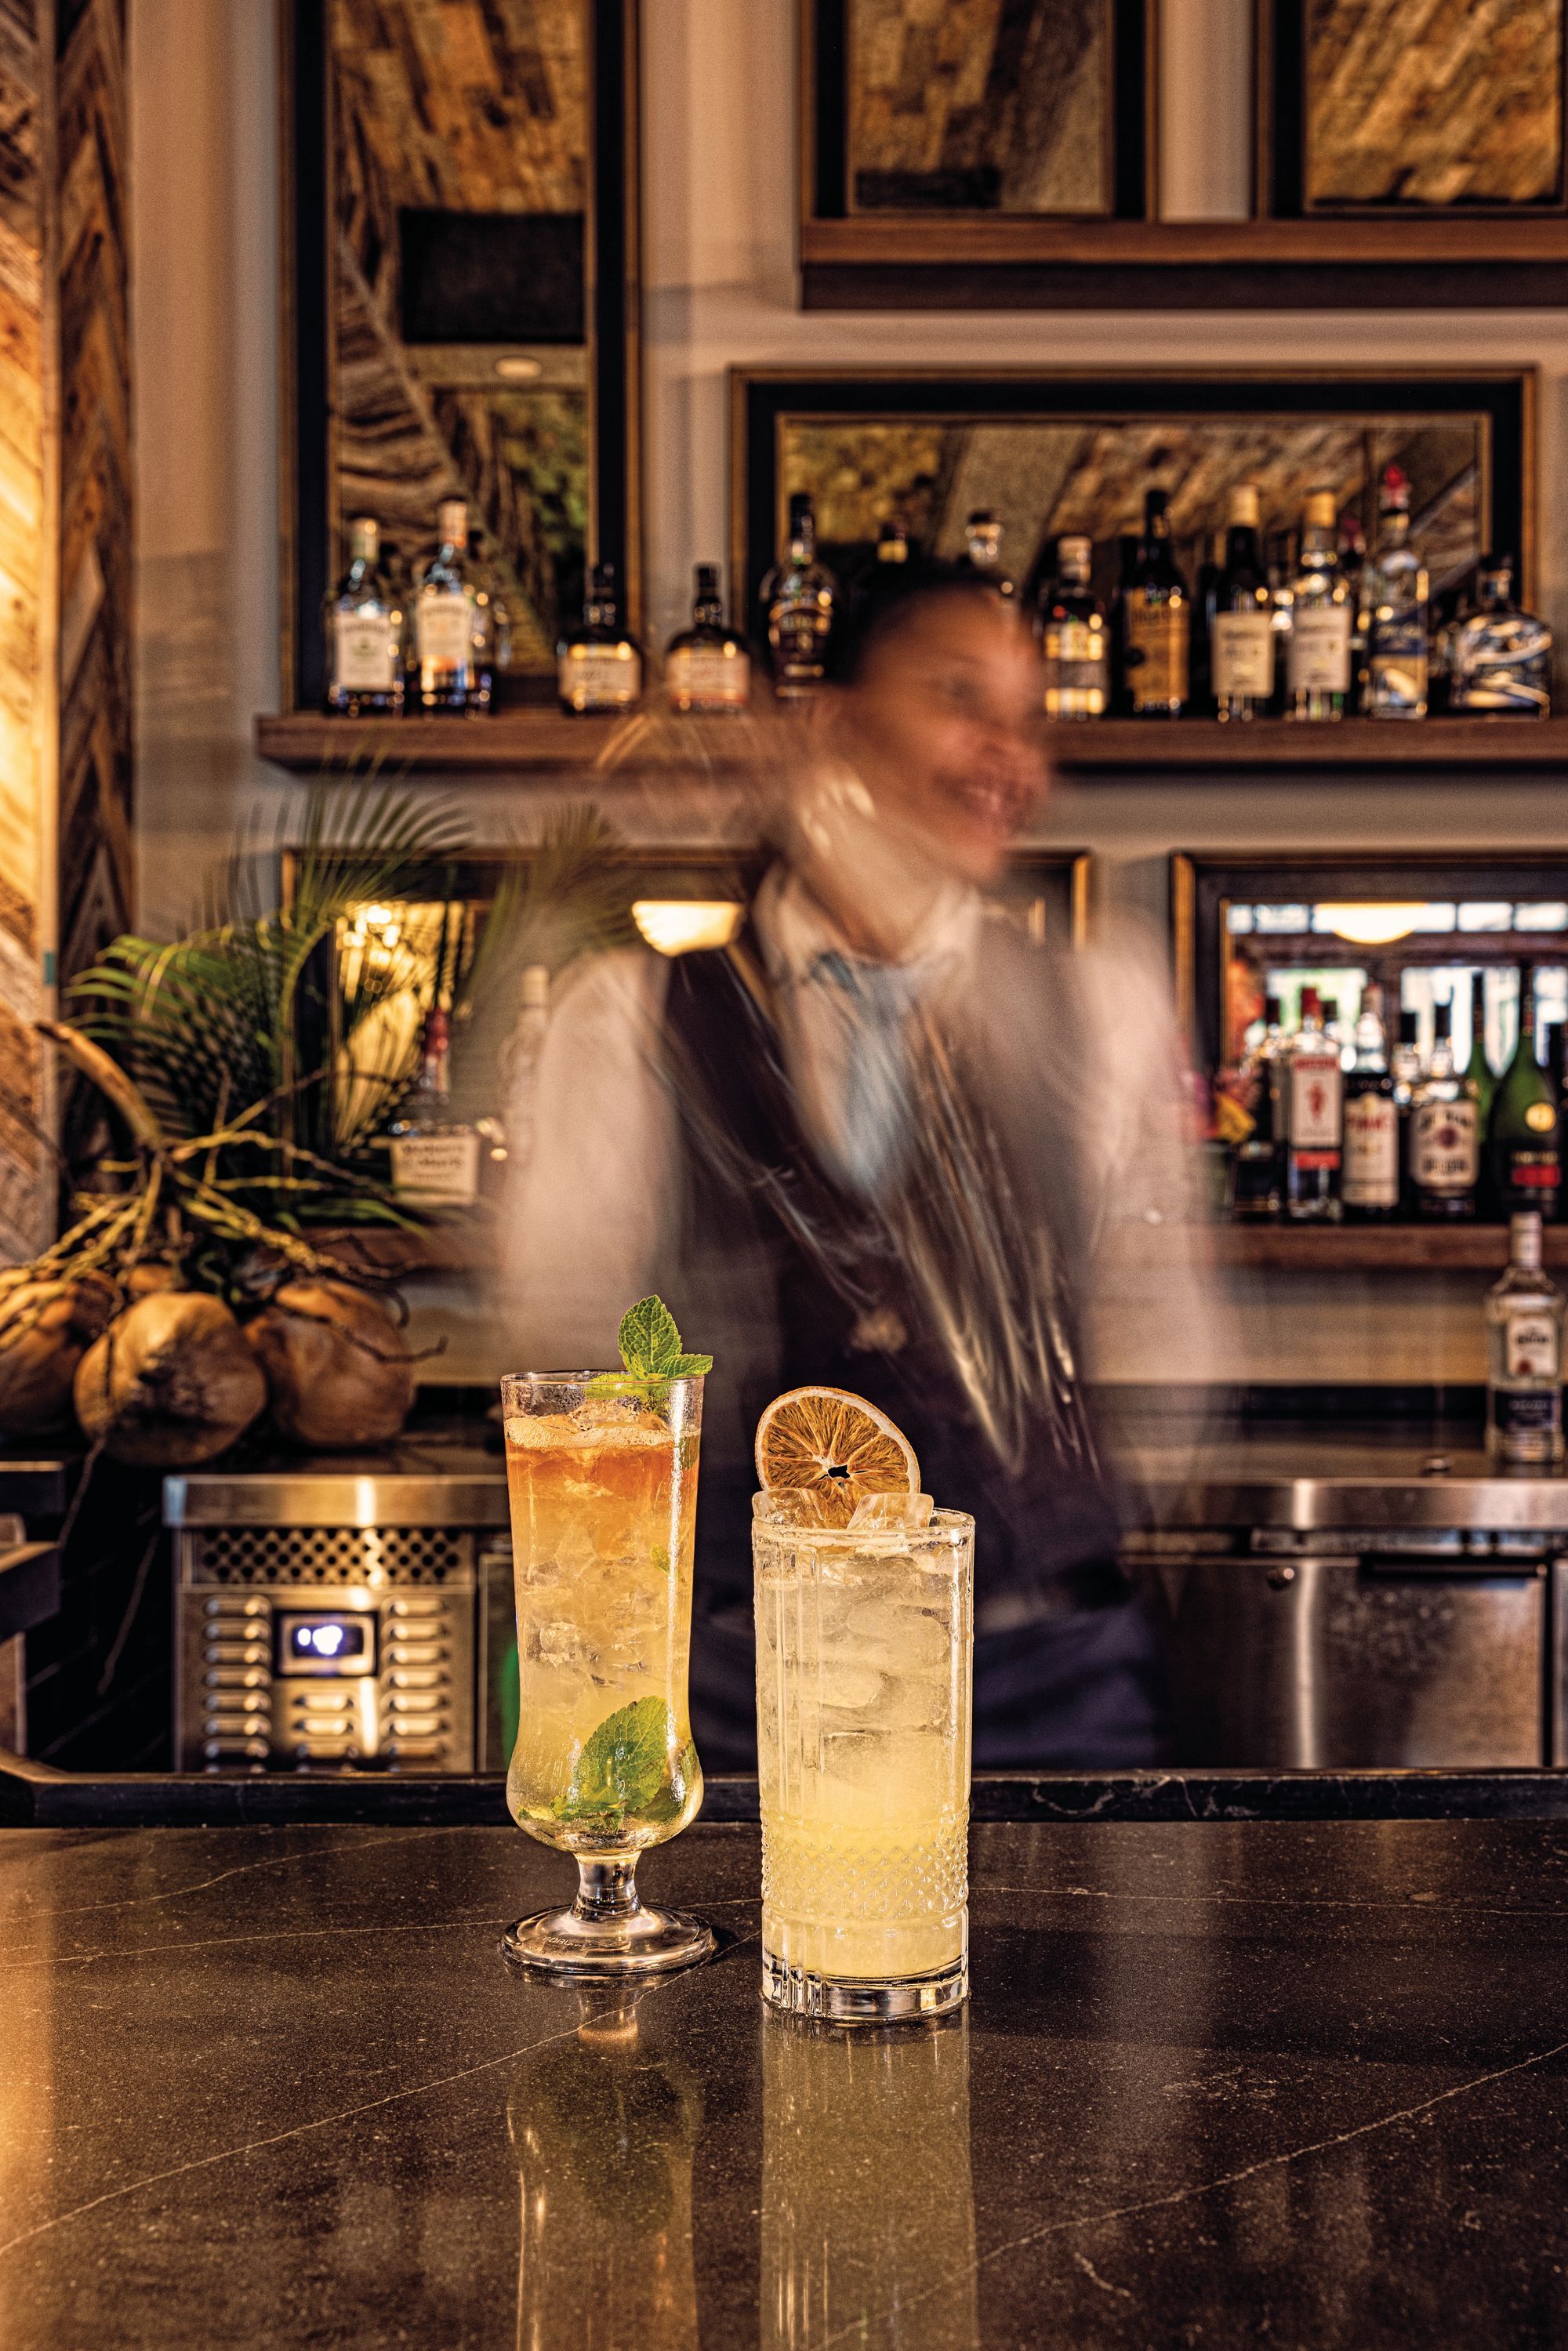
[325,517,405,717]
[1365,466,1429,719]
[1448,558,1552,717]
[414,499,492,715]
[1486,1214,1564,1464]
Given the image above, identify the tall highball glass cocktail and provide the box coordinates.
[500,1332,714,1975]
[753,1385,975,2023]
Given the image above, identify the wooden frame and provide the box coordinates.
[730,364,1535,645]
[1174,850,1568,1072]
[278,0,643,713]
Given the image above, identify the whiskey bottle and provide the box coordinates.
[386,1008,481,1208]
[1210,486,1275,723]
[1191,530,1226,717]
[1365,466,1429,720]
[1283,986,1342,1221]
[875,518,909,568]
[1408,1001,1480,1219]
[325,517,405,717]
[1037,535,1109,719]
[956,510,1016,600]
[1286,492,1353,720]
[415,499,492,715]
[557,563,643,715]
[761,492,839,702]
[1487,978,1560,1219]
[1122,488,1189,718]
[1486,1213,1564,1464]
[1447,557,1552,717]
[1341,984,1399,1220]
[664,564,750,715]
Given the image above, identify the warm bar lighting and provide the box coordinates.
[631,900,745,955]
[1317,902,1428,945]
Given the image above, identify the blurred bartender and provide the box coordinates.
[509,564,1214,1770]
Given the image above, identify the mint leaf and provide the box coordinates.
[619,1295,682,1377]
[554,1696,673,1824]
[669,1351,713,1377]
[644,1740,699,1825]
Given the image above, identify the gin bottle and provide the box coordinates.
[325,517,405,717]
[761,492,839,701]
[415,499,492,715]
[1448,558,1552,717]
[1283,985,1342,1221]
[1365,466,1429,719]
[1210,487,1274,723]
[1486,1213,1564,1464]
[1286,492,1352,721]
[386,1009,481,1208]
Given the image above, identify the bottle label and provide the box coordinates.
[771,605,830,687]
[1287,1052,1342,1167]
[390,1131,481,1206]
[1125,604,1189,708]
[418,597,473,672]
[1287,607,1352,693]
[334,611,397,691]
[666,645,749,710]
[1506,1146,1561,1190]
[1502,1308,1560,1383]
[1491,1388,1561,1443]
[1341,1093,1399,1206]
[1044,621,1109,717]
[1411,1098,1479,1192]
[1049,620,1100,665]
[559,646,642,711]
[1212,611,1275,699]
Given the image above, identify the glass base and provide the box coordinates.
[760,1946,968,2025]
[503,1903,716,1980]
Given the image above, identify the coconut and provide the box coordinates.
[245,1279,415,1450]
[0,1273,118,1438]
[74,1291,267,1467]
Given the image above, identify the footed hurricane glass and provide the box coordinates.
[499,1370,714,1976]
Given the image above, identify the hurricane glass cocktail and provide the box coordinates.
[501,1369,713,1975]
[754,1495,975,2022]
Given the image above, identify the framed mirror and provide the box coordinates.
[281,0,641,710]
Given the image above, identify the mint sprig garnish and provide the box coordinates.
[553,1696,697,1828]
[616,1295,713,1380]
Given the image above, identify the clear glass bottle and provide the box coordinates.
[386,1008,481,1208]
[1365,465,1429,720]
[325,517,405,717]
[957,509,1016,600]
[1210,487,1274,723]
[1232,982,1285,1220]
[1037,535,1109,720]
[1286,491,1353,721]
[1283,985,1343,1221]
[1487,974,1560,1220]
[414,499,492,715]
[1342,982,1399,1220]
[1447,557,1552,717]
[1122,488,1189,718]
[1408,1000,1480,1220]
[1265,526,1296,718]
[557,562,643,715]
[761,492,839,702]
[664,563,750,715]
[1486,1213,1564,1464]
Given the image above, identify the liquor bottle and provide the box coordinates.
[414,499,493,715]
[1265,527,1296,717]
[503,964,552,1175]
[1544,1016,1567,1116]
[957,510,1016,600]
[1341,984,1399,1220]
[664,564,750,715]
[1122,488,1189,718]
[1447,557,1552,717]
[469,528,512,694]
[1232,984,1285,1220]
[1109,531,1140,715]
[1209,487,1274,724]
[1191,530,1226,717]
[557,562,642,715]
[1407,1001,1480,1220]
[1487,978,1560,1219]
[761,492,839,702]
[1286,492,1353,721]
[1283,986,1342,1221]
[1339,509,1369,698]
[1465,1003,1496,1135]
[875,518,909,568]
[1038,535,1109,720]
[1364,466,1429,720]
[1486,1213,1564,1464]
[386,1008,481,1208]
[325,517,406,717]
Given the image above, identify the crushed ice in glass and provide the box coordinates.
[848,1491,934,1531]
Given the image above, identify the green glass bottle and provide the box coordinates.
[1486,978,1561,1221]
[1465,1007,1496,1214]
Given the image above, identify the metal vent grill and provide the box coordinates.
[191,1526,466,1587]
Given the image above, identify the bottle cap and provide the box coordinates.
[1304,490,1337,528]
[1399,1008,1419,1044]
[1228,485,1261,529]
[438,498,468,544]
[1145,487,1171,523]
[1512,1211,1544,1271]
[1380,463,1410,513]
[1301,985,1321,1018]
[695,562,720,600]
[967,509,999,528]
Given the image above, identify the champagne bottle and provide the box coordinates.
[1487,978,1561,1220]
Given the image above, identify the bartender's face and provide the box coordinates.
[838,589,1047,883]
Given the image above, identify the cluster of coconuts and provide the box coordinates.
[0,1269,416,1467]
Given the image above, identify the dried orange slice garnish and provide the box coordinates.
[753,1385,920,1529]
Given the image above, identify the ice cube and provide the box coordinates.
[848,1492,934,1531]
[812,1662,886,1711]
[528,1618,590,1667]
[843,1598,950,1668]
[753,1488,836,1528]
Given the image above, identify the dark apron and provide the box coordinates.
[662,931,1168,1772]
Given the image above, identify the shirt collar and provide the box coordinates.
[752,862,982,996]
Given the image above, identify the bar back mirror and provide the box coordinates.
[731,368,1533,635]
[282,0,641,710]
[1176,852,1568,1080]
[1266,0,1568,217]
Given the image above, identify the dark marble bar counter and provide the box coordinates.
[5,1813,1568,2346]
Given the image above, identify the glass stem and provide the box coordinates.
[573,1855,641,1923]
